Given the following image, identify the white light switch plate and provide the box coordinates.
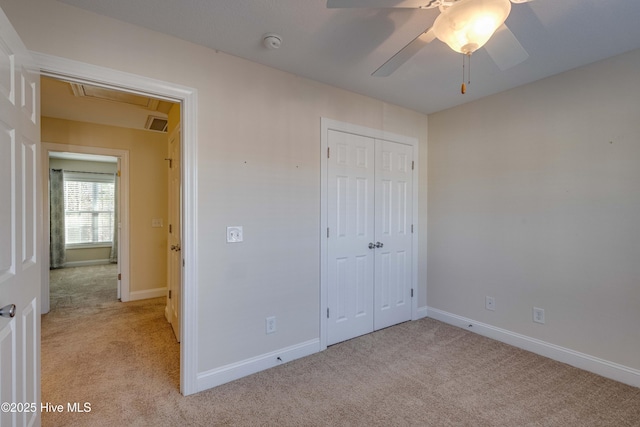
[227,226,243,243]
[152,218,163,228]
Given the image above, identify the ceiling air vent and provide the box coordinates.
[70,82,161,110]
[145,116,168,133]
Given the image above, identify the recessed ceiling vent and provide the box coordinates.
[145,116,168,132]
[70,83,160,109]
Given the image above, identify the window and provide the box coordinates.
[64,172,115,246]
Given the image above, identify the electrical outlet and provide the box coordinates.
[266,316,276,334]
[533,307,545,324]
[485,296,495,311]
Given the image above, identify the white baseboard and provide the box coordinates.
[414,306,428,320]
[197,339,321,392]
[427,307,640,388]
[128,287,167,301]
[63,259,111,267]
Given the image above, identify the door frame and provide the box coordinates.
[42,143,129,309]
[34,52,199,395]
[319,117,419,350]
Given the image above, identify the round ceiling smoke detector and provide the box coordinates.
[262,34,282,50]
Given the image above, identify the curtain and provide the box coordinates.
[109,171,118,263]
[49,169,66,269]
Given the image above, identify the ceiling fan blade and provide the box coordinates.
[327,0,440,9]
[372,28,436,77]
[484,24,529,71]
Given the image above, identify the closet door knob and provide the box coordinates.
[0,304,16,318]
[368,243,375,249]
[375,242,384,248]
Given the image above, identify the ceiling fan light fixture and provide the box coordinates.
[433,0,511,55]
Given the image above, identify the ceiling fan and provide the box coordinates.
[327,0,533,81]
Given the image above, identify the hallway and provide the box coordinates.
[42,265,179,426]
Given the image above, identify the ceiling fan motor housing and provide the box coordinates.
[433,0,511,54]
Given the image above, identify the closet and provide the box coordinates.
[325,126,415,345]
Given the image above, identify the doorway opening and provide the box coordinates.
[41,75,182,403]
[31,52,202,395]
[47,150,120,310]
[36,52,198,395]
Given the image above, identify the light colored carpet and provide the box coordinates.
[43,266,640,426]
[48,264,119,312]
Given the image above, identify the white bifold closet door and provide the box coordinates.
[327,129,413,346]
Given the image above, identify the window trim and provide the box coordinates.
[65,243,113,250]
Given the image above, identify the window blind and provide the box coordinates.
[64,171,115,245]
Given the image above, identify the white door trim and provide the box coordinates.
[320,118,419,350]
[33,52,199,396]
[42,143,130,308]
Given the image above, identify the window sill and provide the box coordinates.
[66,243,113,250]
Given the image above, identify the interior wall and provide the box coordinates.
[0,0,428,376]
[43,117,169,294]
[167,103,180,134]
[427,48,640,371]
[49,157,117,265]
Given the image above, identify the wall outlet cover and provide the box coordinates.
[227,226,243,243]
[533,307,545,324]
[485,296,495,311]
[266,316,276,334]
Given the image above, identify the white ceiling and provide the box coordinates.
[56,0,640,114]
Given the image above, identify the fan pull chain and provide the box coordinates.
[468,53,471,86]
[461,53,471,94]
[461,53,465,94]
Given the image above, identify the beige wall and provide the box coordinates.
[65,246,110,264]
[2,0,428,377]
[167,103,180,135]
[428,49,640,370]
[49,158,117,265]
[43,117,169,293]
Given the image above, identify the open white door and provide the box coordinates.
[116,156,122,300]
[167,128,181,342]
[0,6,42,427]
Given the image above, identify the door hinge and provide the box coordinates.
[327,308,330,318]
[327,147,330,158]
[169,224,172,233]
[182,259,185,267]
[327,227,329,238]
[412,160,414,170]
[117,170,121,177]
[117,273,121,280]
[411,289,414,298]
[411,224,414,234]
[169,290,172,299]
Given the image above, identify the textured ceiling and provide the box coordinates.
[56,0,640,114]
